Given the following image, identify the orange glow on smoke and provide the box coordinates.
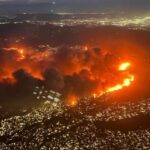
[66,95,78,107]
[1,46,135,99]
[0,47,49,82]
[3,47,25,61]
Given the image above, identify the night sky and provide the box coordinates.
[0,0,149,14]
[0,0,149,4]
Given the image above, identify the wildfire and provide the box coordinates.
[106,75,134,93]
[95,62,135,97]
[118,62,131,71]
[3,47,25,61]
[1,45,135,101]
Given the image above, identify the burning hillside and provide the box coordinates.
[0,45,135,106]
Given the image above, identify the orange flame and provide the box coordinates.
[1,46,135,98]
[94,62,135,97]
[106,75,134,93]
[118,62,131,71]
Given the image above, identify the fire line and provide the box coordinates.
[94,62,135,97]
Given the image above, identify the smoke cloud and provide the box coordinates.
[0,45,123,106]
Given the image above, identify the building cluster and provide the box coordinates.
[0,92,150,149]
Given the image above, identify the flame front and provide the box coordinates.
[106,75,134,93]
[95,62,135,97]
